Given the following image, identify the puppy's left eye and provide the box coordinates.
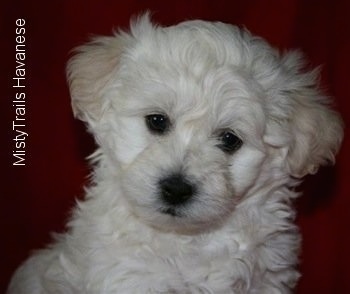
[217,130,243,153]
[145,114,170,135]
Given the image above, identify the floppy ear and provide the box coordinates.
[284,88,343,178]
[66,35,128,125]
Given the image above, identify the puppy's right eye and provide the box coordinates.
[145,114,170,135]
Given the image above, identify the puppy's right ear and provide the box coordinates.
[67,35,128,125]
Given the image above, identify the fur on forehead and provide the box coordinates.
[67,13,343,178]
[126,15,254,74]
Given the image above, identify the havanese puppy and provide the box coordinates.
[8,14,343,294]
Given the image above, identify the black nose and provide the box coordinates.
[159,174,195,206]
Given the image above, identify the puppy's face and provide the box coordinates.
[110,60,267,233]
[68,15,343,234]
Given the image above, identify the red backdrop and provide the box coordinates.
[2,0,349,293]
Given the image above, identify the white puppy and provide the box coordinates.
[8,14,343,294]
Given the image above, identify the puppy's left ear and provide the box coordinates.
[284,85,343,178]
[66,35,129,126]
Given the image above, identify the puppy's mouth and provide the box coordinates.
[159,207,182,217]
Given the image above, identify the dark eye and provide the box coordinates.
[217,130,243,153]
[145,114,170,135]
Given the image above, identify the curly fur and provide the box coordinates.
[8,14,343,294]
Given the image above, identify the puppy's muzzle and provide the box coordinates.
[159,174,196,211]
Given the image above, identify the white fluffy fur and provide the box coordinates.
[8,14,343,293]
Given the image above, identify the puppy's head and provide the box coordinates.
[67,14,343,233]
